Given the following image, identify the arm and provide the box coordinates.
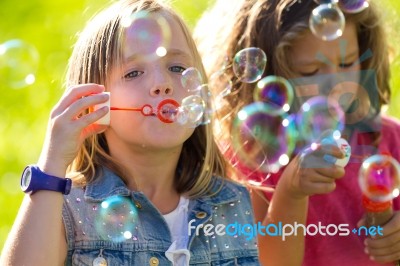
[254,145,346,266]
[0,84,109,266]
[254,158,308,266]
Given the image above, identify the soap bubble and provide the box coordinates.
[176,95,205,126]
[95,196,138,242]
[122,10,171,61]
[254,75,294,114]
[181,67,203,93]
[309,3,345,41]
[338,0,369,13]
[232,102,297,173]
[232,47,267,83]
[359,155,400,202]
[0,39,39,89]
[296,96,345,144]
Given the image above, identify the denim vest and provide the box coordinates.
[62,168,260,265]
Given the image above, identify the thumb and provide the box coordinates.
[357,215,366,228]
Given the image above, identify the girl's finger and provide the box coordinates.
[72,106,110,131]
[59,93,109,121]
[52,84,105,116]
[315,165,345,179]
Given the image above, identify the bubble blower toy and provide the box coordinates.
[91,92,180,125]
[110,98,180,124]
[358,154,400,266]
[322,136,351,167]
[358,154,400,227]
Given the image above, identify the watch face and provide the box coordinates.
[21,167,32,191]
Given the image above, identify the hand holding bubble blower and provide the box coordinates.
[358,154,400,265]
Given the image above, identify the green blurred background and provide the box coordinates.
[0,0,399,251]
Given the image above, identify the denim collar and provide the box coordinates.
[83,167,241,206]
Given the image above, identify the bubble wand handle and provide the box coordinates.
[110,104,154,116]
[363,196,399,266]
[363,196,393,227]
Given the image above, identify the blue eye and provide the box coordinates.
[169,66,186,73]
[123,70,144,79]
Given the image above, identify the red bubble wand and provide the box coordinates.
[110,98,180,123]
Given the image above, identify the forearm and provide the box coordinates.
[0,191,66,266]
[258,177,308,266]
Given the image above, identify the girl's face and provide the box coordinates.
[106,12,196,150]
[288,22,361,113]
[289,22,360,77]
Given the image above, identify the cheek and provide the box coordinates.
[110,87,146,107]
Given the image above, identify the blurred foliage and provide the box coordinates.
[0,0,399,252]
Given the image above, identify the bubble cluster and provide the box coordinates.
[0,39,39,89]
[359,155,400,202]
[231,102,297,173]
[232,47,267,83]
[94,196,138,242]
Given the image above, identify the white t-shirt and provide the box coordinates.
[163,196,190,266]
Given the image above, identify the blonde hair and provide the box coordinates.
[66,0,226,198]
[194,0,391,143]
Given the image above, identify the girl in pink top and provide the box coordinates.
[195,0,400,265]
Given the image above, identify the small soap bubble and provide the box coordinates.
[0,39,39,89]
[359,155,400,202]
[309,3,345,41]
[232,47,267,83]
[338,0,369,13]
[95,196,138,242]
[181,67,203,92]
[177,95,205,126]
[122,11,171,61]
[296,96,345,144]
[232,102,297,174]
[254,75,294,114]
[190,84,213,125]
[210,69,233,99]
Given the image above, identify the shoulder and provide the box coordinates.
[382,115,400,132]
[380,115,400,159]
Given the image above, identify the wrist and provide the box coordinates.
[21,165,72,195]
[37,157,68,178]
[279,165,309,201]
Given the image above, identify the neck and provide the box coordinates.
[107,139,182,213]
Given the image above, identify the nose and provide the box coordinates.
[150,85,173,96]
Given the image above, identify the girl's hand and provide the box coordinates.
[282,142,346,199]
[364,211,400,263]
[38,84,110,175]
